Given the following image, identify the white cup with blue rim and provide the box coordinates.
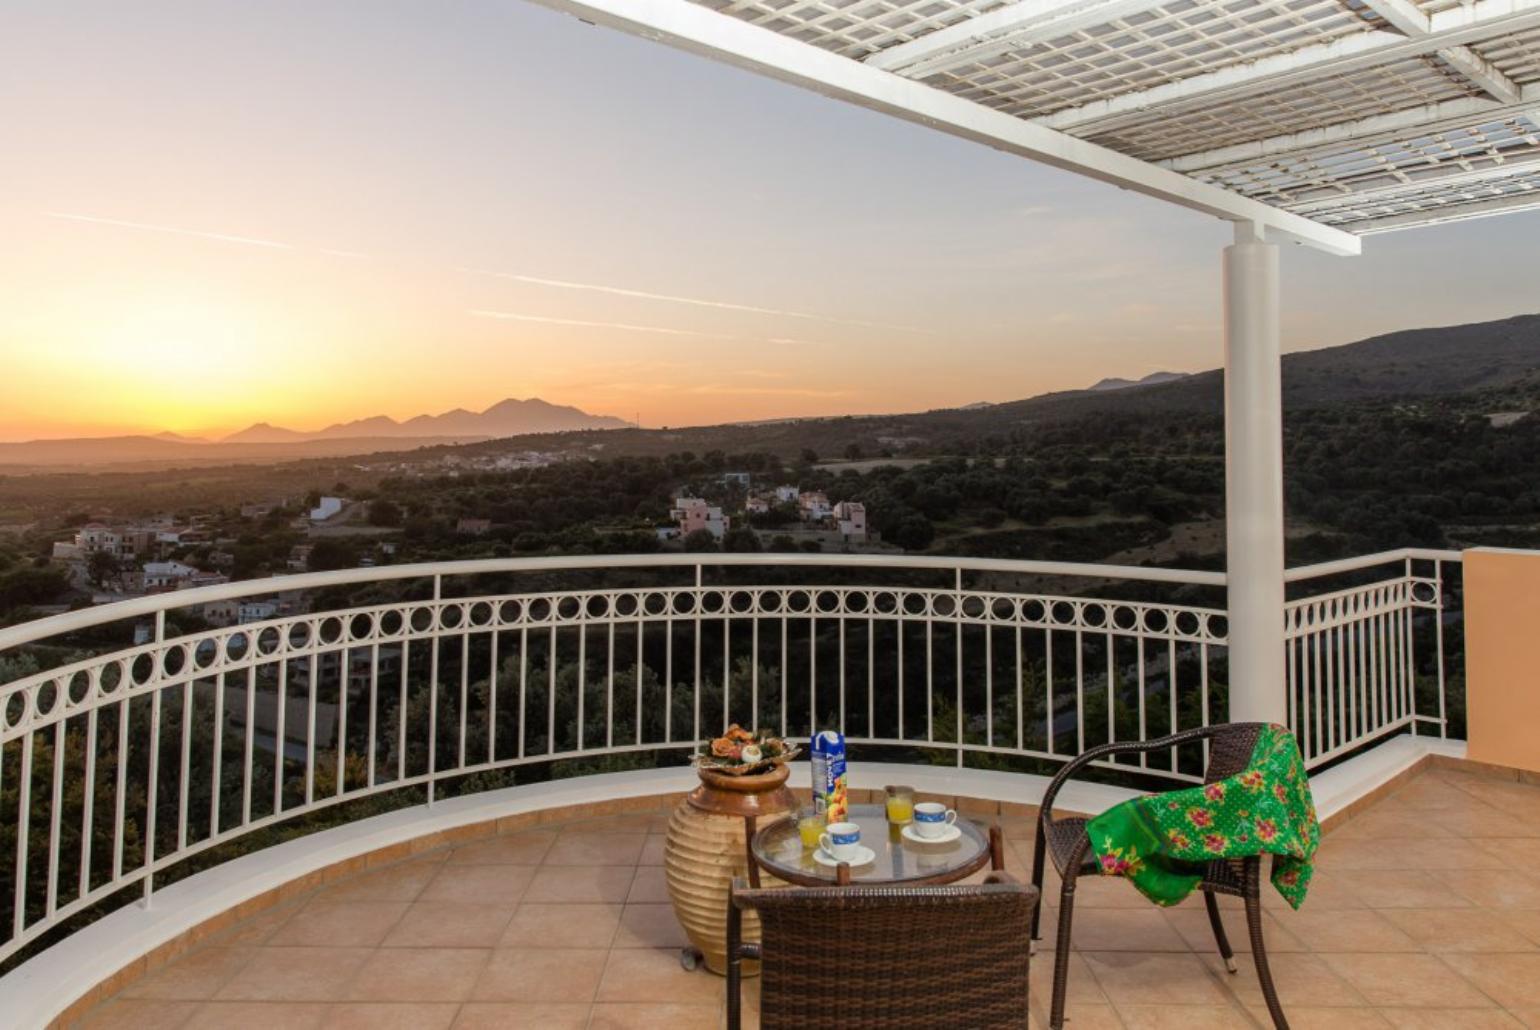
[912,802,957,839]
[818,821,862,861]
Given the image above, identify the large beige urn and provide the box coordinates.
[664,763,797,975]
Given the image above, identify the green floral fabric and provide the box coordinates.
[1086,724,1320,909]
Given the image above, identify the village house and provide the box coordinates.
[456,517,493,535]
[834,500,868,540]
[668,496,730,540]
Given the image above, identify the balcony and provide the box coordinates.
[0,548,1533,1028]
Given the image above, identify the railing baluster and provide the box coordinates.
[369,641,380,789]
[80,701,98,900]
[243,664,255,823]
[954,570,963,768]
[1434,559,1448,737]
[46,718,64,919]
[15,727,33,936]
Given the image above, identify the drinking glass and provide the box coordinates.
[884,785,915,824]
[797,812,826,849]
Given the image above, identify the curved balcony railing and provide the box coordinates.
[0,550,1458,972]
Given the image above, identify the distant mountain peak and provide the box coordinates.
[1087,371,1189,392]
[218,397,630,444]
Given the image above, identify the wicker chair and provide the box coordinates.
[1031,722,1290,1030]
[726,873,1040,1030]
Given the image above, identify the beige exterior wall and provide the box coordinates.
[1465,547,1540,774]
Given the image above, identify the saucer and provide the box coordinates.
[902,823,962,845]
[813,844,876,868]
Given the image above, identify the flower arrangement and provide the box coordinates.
[693,724,801,776]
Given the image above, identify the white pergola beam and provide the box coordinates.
[528,0,1360,254]
[1163,85,1540,173]
[1438,44,1524,103]
[1357,0,1522,101]
[865,0,1168,75]
[1353,189,1540,231]
[1040,0,1540,132]
[1355,0,1431,37]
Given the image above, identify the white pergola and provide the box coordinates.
[531,0,1538,722]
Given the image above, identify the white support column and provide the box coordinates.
[1223,223,1287,724]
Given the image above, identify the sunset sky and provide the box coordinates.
[3,0,1537,442]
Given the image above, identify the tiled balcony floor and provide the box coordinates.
[73,764,1540,1029]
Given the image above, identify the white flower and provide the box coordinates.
[740,744,763,765]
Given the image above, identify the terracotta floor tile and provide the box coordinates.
[587,1002,722,1029]
[1378,1010,1526,1029]
[1070,908,1190,952]
[595,947,725,1004]
[1082,951,1232,1007]
[215,947,374,1002]
[1272,909,1422,953]
[626,864,671,903]
[1315,837,1424,872]
[209,900,305,946]
[1165,901,1307,954]
[470,947,608,1002]
[314,859,441,902]
[451,1002,591,1029]
[1263,874,1368,911]
[1328,952,1496,1008]
[446,830,557,866]
[1028,1001,1127,1029]
[545,830,647,866]
[119,945,255,1000]
[75,999,199,1029]
[1378,908,1539,952]
[343,947,489,1002]
[1333,809,1455,841]
[1201,951,1366,1009]
[1334,870,1469,910]
[1243,1005,1390,1028]
[420,863,536,905]
[1032,948,1110,1005]
[523,864,636,904]
[382,901,518,948]
[500,903,623,948]
[1441,953,1540,1009]
[638,834,666,866]
[319,1002,460,1029]
[185,1001,330,1029]
[267,900,410,947]
[613,904,690,949]
[1115,1004,1252,1028]
[1434,869,1540,911]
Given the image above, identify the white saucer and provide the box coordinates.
[813,844,876,868]
[902,823,962,845]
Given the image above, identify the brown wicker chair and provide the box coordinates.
[726,873,1040,1030]
[1031,722,1290,1030]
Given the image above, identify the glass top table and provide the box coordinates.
[750,804,1001,887]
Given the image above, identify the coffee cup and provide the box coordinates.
[912,802,957,839]
[819,821,862,861]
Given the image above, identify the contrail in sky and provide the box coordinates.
[468,309,725,338]
[42,211,294,250]
[461,267,930,335]
[39,209,931,335]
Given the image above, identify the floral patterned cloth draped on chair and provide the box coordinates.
[1086,723,1320,908]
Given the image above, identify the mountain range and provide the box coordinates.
[0,398,629,469]
[1,313,1535,471]
[221,398,631,443]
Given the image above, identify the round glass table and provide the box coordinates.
[750,804,1002,887]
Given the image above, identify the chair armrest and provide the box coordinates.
[983,870,1020,886]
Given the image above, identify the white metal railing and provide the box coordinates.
[0,549,1462,969]
[1285,549,1460,766]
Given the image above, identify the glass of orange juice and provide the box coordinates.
[885,785,915,825]
[797,812,825,850]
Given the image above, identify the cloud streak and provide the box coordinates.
[43,211,294,250]
[468,309,726,338]
[462,266,930,335]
